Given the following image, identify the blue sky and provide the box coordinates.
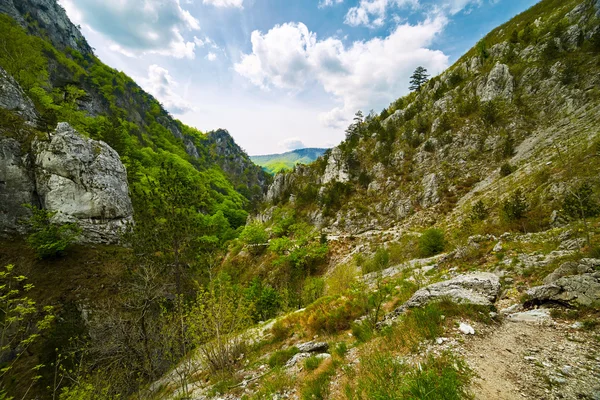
[60,0,538,155]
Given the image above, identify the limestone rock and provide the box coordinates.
[543,261,593,284]
[296,341,329,353]
[526,273,600,307]
[0,67,38,123]
[420,173,440,208]
[476,63,514,102]
[507,309,552,323]
[322,147,349,184]
[32,123,133,243]
[0,137,37,235]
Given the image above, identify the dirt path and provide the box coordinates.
[464,318,600,400]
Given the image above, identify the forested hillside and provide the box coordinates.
[251,148,328,174]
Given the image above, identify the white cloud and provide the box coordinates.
[206,52,217,61]
[235,17,449,128]
[202,0,244,8]
[139,65,194,114]
[345,0,419,27]
[279,138,306,151]
[59,0,199,59]
[319,0,344,8]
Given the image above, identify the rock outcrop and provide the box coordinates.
[321,148,349,184]
[0,67,39,123]
[526,272,600,307]
[31,123,133,243]
[476,62,514,102]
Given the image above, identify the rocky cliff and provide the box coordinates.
[262,0,600,235]
[0,66,132,243]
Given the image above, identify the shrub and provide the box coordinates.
[302,277,325,306]
[351,320,374,343]
[245,278,281,322]
[22,204,80,259]
[562,182,599,219]
[240,222,268,255]
[500,163,515,177]
[418,229,445,257]
[470,200,489,222]
[502,189,528,221]
[326,263,358,296]
[423,140,435,153]
[362,247,390,275]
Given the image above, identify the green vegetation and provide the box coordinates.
[22,205,80,259]
[251,148,328,174]
[418,229,446,257]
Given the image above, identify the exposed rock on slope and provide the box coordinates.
[476,62,514,102]
[33,123,133,243]
[0,67,39,123]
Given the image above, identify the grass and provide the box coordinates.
[300,359,337,400]
[248,370,295,400]
[345,351,471,400]
[267,347,299,368]
[304,355,324,371]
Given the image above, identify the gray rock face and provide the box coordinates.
[322,147,349,185]
[421,173,440,208]
[296,341,329,353]
[543,260,594,284]
[0,67,38,123]
[32,123,133,243]
[476,63,514,102]
[527,272,600,307]
[0,137,37,235]
[1,0,93,55]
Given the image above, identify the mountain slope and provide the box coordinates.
[251,148,329,174]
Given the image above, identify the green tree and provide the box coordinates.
[240,222,269,255]
[470,200,489,222]
[502,189,528,221]
[419,229,446,257]
[409,66,429,91]
[21,205,80,259]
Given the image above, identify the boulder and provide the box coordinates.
[32,123,133,243]
[526,272,600,307]
[543,261,593,284]
[420,173,440,208]
[476,63,514,102]
[296,341,329,353]
[380,273,501,325]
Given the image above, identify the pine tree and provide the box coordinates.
[409,66,429,91]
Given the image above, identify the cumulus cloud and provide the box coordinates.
[206,52,217,61]
[235,17,449,128]
[279,138,306,151]
[139,65,194,114]
[203,0,244,8]
[319,0,344,8]
[59,0,199,58]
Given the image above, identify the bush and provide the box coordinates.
[470,200,489,222]
[562,182,599,220]
[362,248,390,275]
[22,204,80,259]
[418,229,445,257]
[240,222,268,255]
[500,163,515,177]
[245,278,281,322]
[351,320,374,343]
[302,277,325,306]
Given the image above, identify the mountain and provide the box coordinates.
[1,0,600,399]
[250,148,329,174]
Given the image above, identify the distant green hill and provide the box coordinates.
[251,148,328,174]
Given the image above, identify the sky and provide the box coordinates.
[59,0,539,155]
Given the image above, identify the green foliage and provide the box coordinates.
[562,182,599,219]
[245,278,281,322]
[480,100,503,126]
[0,265,55,385]
[333,342,348,358]
[351,320,374,343]
[418,229,446,257]
[302,277,325,306]
[362,248,390,275]
[250,148,328,175]
[500,163,515,177]
[21,205,80,259]
[470,200,489,222]
[301,361,336,400]
[409,66,429,91]
[347,352,470,400]
[240,222,269,255]
[268,347,299,368]
[502,189,529,221]
[477,40,490,60]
